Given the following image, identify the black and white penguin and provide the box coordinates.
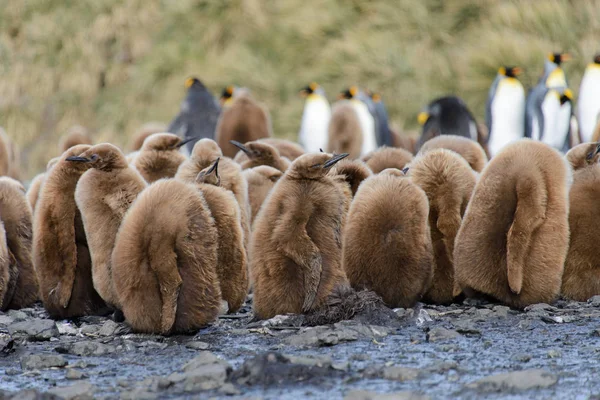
[370,92,394,147]
[339,86,378,155]
[486,66,526,157]
[416,96,478,150]
[577,54,600,143]
[530,87,573,151]
[298,82,331,154]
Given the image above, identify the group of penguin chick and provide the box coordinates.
[3,115,600,335]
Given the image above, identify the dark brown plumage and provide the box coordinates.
[215,93,272,158]
[454,140,570,308]
[407,149,476,304]
[342,170,433,308]
[74,144,147,309]
[234,138,304,163]
[33,144,108,319]
[26,157,59,214]
[361,146,413,174]
[0,177,38,310]
[112,179,221,334]
[418,135,488,173]
[242,165,283,225]
[133,133,189,183]
[251,153,350,319]
[230,140,291,172]
[327,101,363,160]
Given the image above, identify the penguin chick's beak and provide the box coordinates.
[207,157,220,176]
[229,140,252,156]
[587,143,600,161]
[176,136,200,148]
[417,112,429,126]
[65,156,91,163]
[323,153,350,169]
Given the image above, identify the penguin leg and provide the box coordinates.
[151,248,183,335]
[506,176,546,295]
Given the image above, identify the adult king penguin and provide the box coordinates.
[370,93,394,147]
[298,83,331,154]
[530,87,573,151]
[486,66,526,157]
[339,86,378,155]
[578,54,600,143]
[168,77,221,154]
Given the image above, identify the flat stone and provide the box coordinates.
[284,323,388,347]
[426,361,458,373]
[56,322,79,336]
[345,390,431,400]
[524,303,556,312]
[0,331,14,355]
[65,369,86,380]
[21,354,67,370]
[181,363,229,392]
[8,319,59,341]
[541,316,564,324]
[0,315,15,327]
[218,383,241,395]
[452,320,481,335]
[120,388,158,400]
[426,327,460,342]
[466,369,557,392]
[511,353,532,363]
[79,324,100,336]
[185,341,210,350]
[284,354,332,368]
[589,295,600,307]
[547,350,562,358]
[383,366,422,382]
[7,310,28,322]
[182,351,229,371]
[56,341,116,356]
[47,382,95,399]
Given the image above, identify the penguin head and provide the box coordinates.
[184,77,206,90]
[498,66,523,78]
[191,138,223,162]
[379,167,408,178]
[66,143,128,172]
[559,88,573,105]
[196,157,221,186]
[548,53,570,66]
[566,142,600,170]
[220,86,235,106]
[594,54,600,64]
[141,133,196,152]
[338,86,359,100]
[299,82,320,97]
[289,152,350,180]
[0,176,26,194]
[371,93,382,103]
[230,140,280,165]
[61,144,93,172]
[253,165,284,183]
[46,157,60,171]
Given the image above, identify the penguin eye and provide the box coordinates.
[310,163,322,169]
[90,154,99,161]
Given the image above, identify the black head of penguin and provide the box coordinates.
[594,54,600,65]
[338,86,358,100]
[299,82,319,96]
[499,66,523,78]
[548,53,571,66]
[559,89,573,105]
[416,96,476,150]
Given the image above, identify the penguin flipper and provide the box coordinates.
[151,248,183,334]
[436,200,462,263]
[506,176,547,295]
[55,214,78,309]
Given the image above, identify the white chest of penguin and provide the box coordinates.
[489,79,525,156]
[300,95,331,153]
[349,99,377,155]
[578,65,600,142]
[534,90,571,150]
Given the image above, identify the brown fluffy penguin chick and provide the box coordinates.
[565,142,600,171]
[361,146,413,174]
[342,171,433,308]
[73,144,147,309]
[129,122,167,152]
[33,144,108,319]
[59,125,93,153]
[133,133,190,183]
[454,139,571,308]
[561,143,600,301]
[27,157,60,213]
[243,166,283,225]
[193,159,248,312]
[230,140,291,172]
[407,149,477,304]
[215,93,272,158]
[112,179,221,334]
[0,177,38,310]
[176,138,251,243]
[251,153,351,319]
[234,138,304,163]
[327,101,363,160]
[418,135,488,173]
[332,159,373,198]
[0,222,9,309]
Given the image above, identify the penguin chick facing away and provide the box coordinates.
[73,144,148,310]
[342,170,433,308]
[129,122,167,152]
[243,166,283,225]
[33,144,108,319]
[134,133,192,183]
[59,125,93,153]
[418,135,488,173]
[562,143,600,301]
[234,138,304,163]
[230,140,290,172]
[332,159,373,200]
[112,179,221,334]
[251,152,351,319]
[0,177,38,310]
[327,100,363,160]
[565,142,600,171]
[194,159,248,312]
[407,149,477,304]
[361,146,413,174]
[215,92,272,158]
[454,140,571,308]
[176,138,250,245]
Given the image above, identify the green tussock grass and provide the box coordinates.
[1,0,600,178]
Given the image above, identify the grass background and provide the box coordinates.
[2,0,600,178]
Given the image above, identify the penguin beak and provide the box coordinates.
[176,136,199,148]
[299,86,310,97]
[207,157,220,175]
[401,167,410,175]
[417,112,430,126]
[512,67,523,76]
[65,156,91,163]
[230,140,252,156]
[561,53,571,62]
[323,153,350,169]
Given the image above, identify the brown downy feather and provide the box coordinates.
[243,166,283,225]
[565,142,600,171]
[418,135,488,173]
[361,146,413,174]
[454,139,570,308]
[133,133,188,183]
[327,101,363,160]
[230,140,291,172]
[234,138,304,163]
[26,157,59,213]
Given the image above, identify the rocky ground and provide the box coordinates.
[2,295,600,399]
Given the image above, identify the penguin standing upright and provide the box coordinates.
[370,93,394,147]
[416,96,478,150]
[168,77,221,153]
[486,66,526,156]
[530,87,573,151]
[298,83,331,153]
[340,87,378,155]
[578,54,600,143]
